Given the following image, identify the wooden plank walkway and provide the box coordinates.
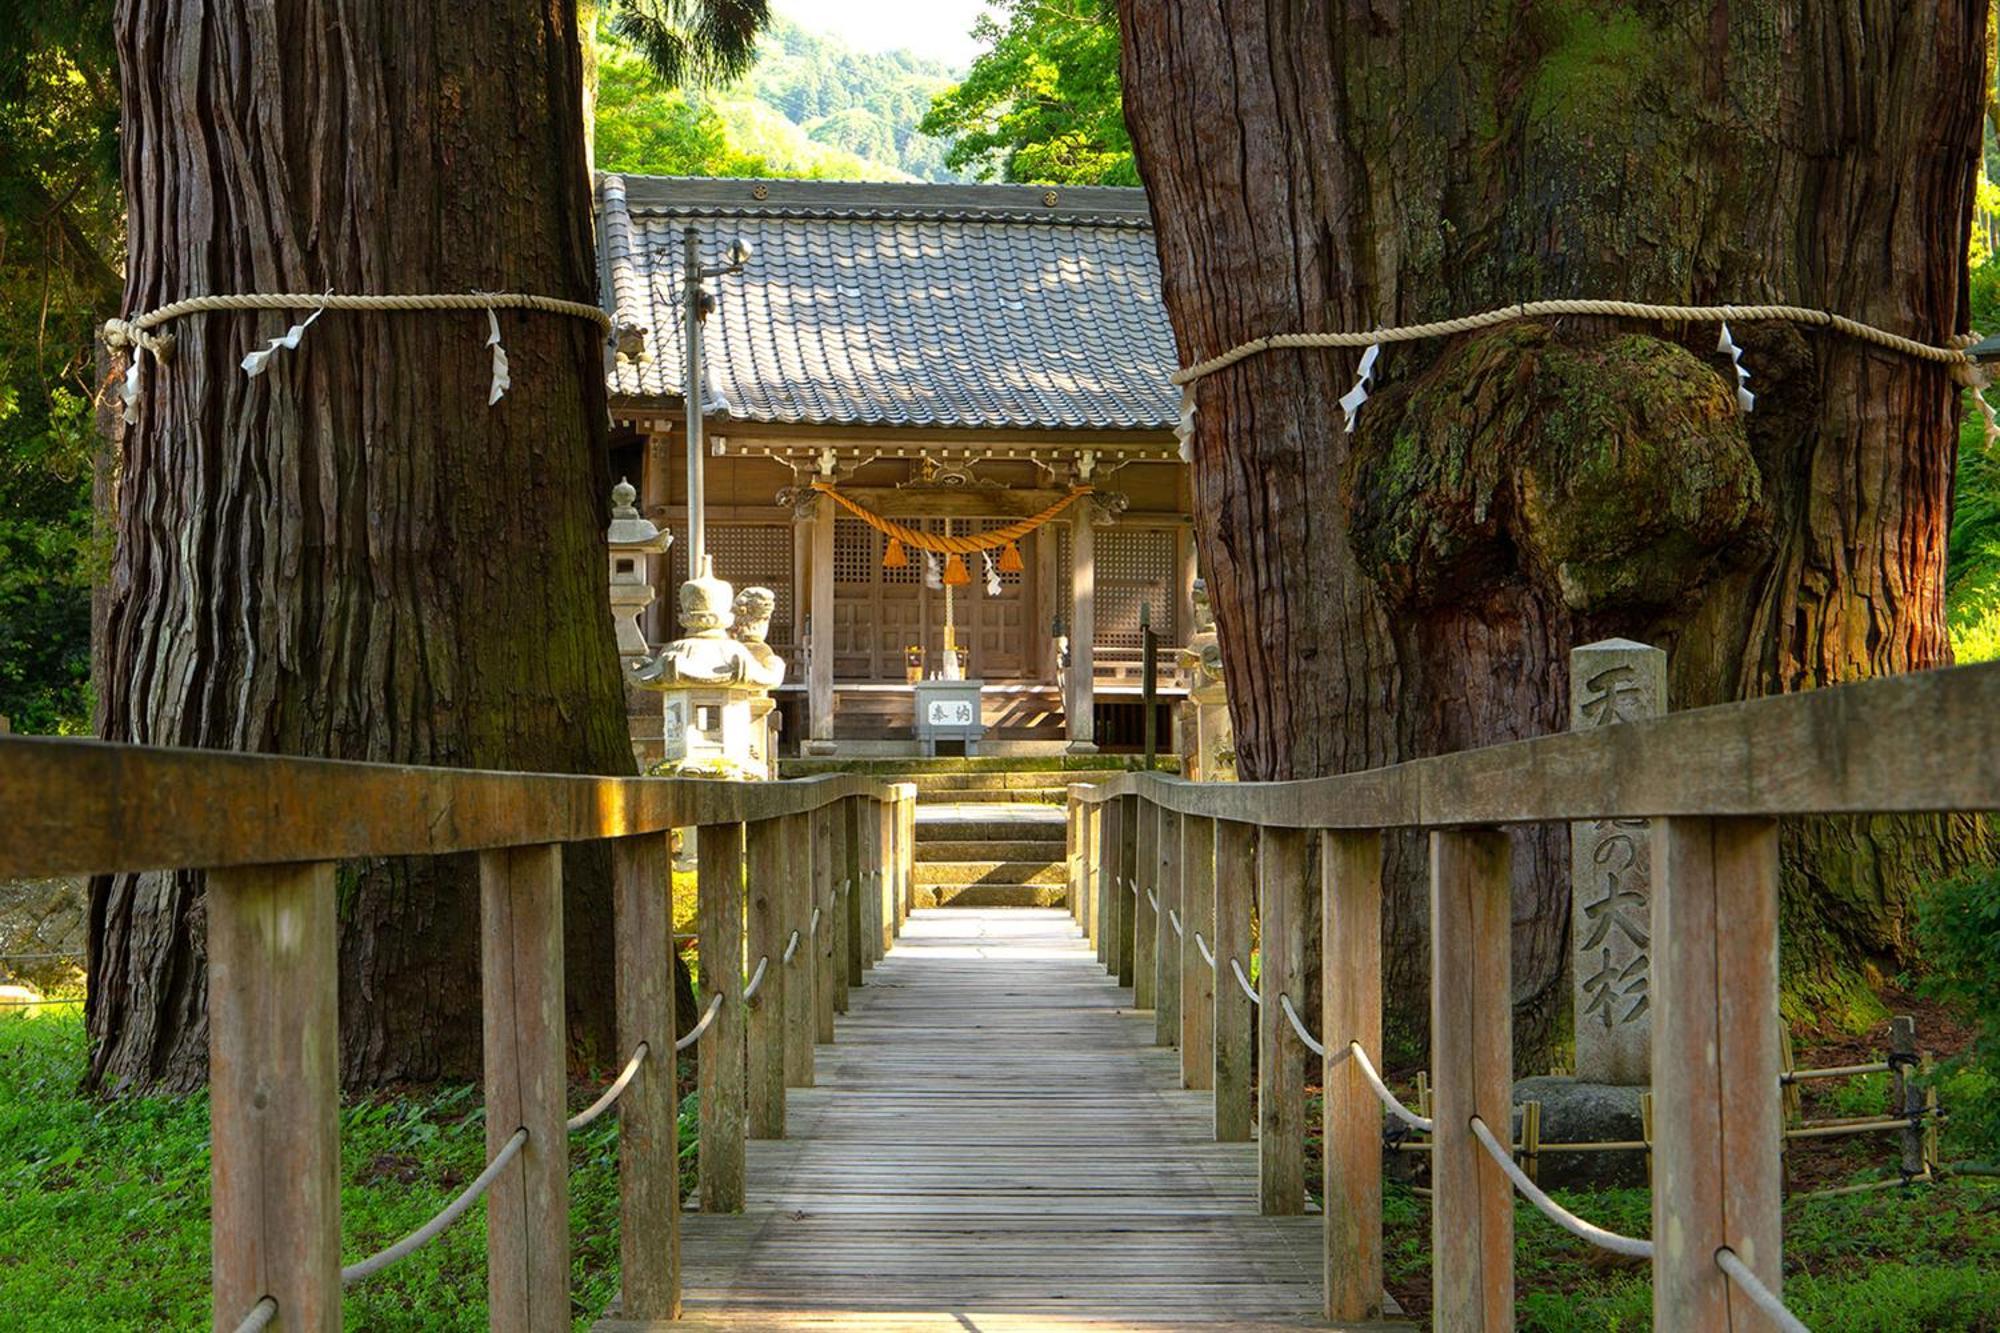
[670,907,1380,1330]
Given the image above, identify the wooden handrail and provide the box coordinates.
[1070,660,2000,823]
[0,735,895,878]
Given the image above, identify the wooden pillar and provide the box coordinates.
[783,810,816,1085]
[1175,521,1197,650]
[843,796,866,987]
[1430,828,1514,1332]
[1066,793,1082,926]
[1155,806,1182,1047]
[745,817,787,1138]
[1212,819,1255,1141]
[479,844,570,1333]
[1322,830,1383,1323]
[1067,502,1096,750]
[1258,826,1309,1214]
[877,795,895,959]
[808,495,835,744]
[814,806,838,1040]
[1080,800,1100,945]
[1179,815,1216,1089]
[612,832,679,1320]
[1132,799,1159,1010]
[1652,817,1782,1330]
[697,821,747,1212]
[1094,800,1113,966]
[1114,795,1138,988]
[208,862,340,1333]
[897,786,916,931]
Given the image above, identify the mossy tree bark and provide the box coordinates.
[1119,0,1991,1062]
[89,0,635,1091]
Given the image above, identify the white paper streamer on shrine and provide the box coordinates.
[1717,321,1755,413]
[983,551,1002,597]
[1339,343,1381,433]
[486,308,511,405]
[241,306,325,379]
[924,552,943,590]
[119,357,142,424]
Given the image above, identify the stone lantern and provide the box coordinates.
[1176,579,1234,780]
[632,556,786,779]
[606,478,671,660]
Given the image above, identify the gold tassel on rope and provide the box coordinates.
[998,541,1024,573]
[883,537,908,569]
[943,553,972,586]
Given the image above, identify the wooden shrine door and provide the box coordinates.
[830,516,1038,681]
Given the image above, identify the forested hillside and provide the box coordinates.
[596,14,961,182]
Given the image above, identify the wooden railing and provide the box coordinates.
[1066,661,2000,1331]
[0,736,921,1332]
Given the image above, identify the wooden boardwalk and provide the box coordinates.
[673,907,1359,1330]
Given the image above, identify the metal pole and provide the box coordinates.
[1141,606,1158,765]
[683,226,706,572]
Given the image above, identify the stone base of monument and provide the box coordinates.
[1510,1076,1650,1188]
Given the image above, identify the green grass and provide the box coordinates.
[1382,1177,2000,1330]
[0,1009,634,1330]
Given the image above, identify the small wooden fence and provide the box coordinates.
[0,737,922,1332]
[1066,661,2000,1331]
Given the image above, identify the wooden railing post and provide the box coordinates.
[1155,806,1182,1047]
[898,784,916,930]
[1258,825,1309,1214]
[1066,792,1082,927]
[1653,817,1782,1330]
[1114,795,1138,988]
[813,805,838,1041]
[1180,814,1215,1090]
[1430,828,1513,1331]
[842,796,865,991]
[1322,829,1383,1322]
[611,831,679,1320]
[1098,798,1124,979]
[698,820,747,1212]
[479,844,570,1333]
[1132,797,1158,1010]
[1212,819,1255,1141]
[875,795,894,960]
[1093,799,1113,966]
[783,809,816,1086]
[1079,797,1099,947]
[208,862,340,1333]
[745,816,787,1138]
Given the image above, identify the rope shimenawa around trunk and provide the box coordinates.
[1171,299,1997,453]
[102,290,611,360]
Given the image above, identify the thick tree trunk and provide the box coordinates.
[1119,1,1991,1063]
[89,0,633,1091]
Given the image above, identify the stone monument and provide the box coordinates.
[1568,637,1666,1085]
[1176,579,1234,780]
[633,556,783,779]
[605,478,670,660]
[730,585,788,779]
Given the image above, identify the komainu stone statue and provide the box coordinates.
[634,557,781,779]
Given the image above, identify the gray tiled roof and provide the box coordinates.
[599,174,1179,432]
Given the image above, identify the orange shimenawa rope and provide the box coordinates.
[809,482,1092,555]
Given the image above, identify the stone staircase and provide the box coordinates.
[776,755,1170,908]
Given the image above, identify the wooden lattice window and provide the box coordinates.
[1058,525,1178,648]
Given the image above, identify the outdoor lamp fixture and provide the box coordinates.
[682,228,754,574]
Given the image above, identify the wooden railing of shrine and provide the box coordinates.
[0,737,921,1333]
[1067,661,2000,1331]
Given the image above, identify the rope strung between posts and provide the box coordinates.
[677,994,725,1051]
[742,956,772,1004]
[1468,1117,1654,1258]
[1350,1042,1434,1133]
[1168,907,1185,939]
[230,1297,278,1333]
[342,1127,528,1286]
[1193,931,1215,968]
[1147,889,1160,913]
[568,1046,649,1133]
[1278,994,1331,1060]
[810,907,822,938]
[1716,1247,1813,1333]
[1170,299,1999,457]
[101,291,613,423]
[1229,957,1261,1007]
[783,930,802,964]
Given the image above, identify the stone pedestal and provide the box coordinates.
[633,559,786,781]
[1569,638,1667,1086]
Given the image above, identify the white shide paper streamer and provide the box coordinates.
[1339,343,1381,433]
[241,307,325,379]
[1717,321,1755,413]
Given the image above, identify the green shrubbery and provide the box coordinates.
[1913,866,2000,1163]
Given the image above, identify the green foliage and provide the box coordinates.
[0,0,120,735]
[609,0,770,90]
[1950,265,2000,664]
[1913,866,2000,1159]
[0,1008,628,1329]
[919,0,1137,186]
[595,13,958,182]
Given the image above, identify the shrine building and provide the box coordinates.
[597,174,1195,755]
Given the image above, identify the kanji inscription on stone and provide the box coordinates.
[1569,639,1667,1086]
